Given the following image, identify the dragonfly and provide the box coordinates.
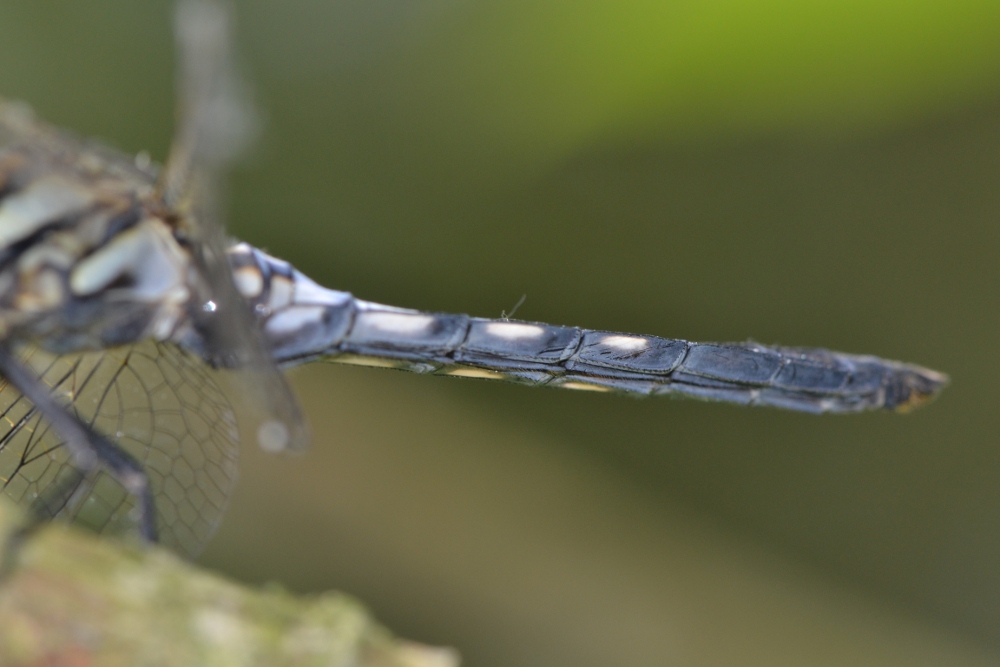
[0,0,948,559]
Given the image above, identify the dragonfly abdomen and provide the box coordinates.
[232,244,949,414]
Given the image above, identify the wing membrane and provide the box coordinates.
[0,341,239,557]
[159,0,307,451]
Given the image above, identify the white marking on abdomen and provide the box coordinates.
[233,266,264,299]
[560,381,612,392]
[268,275,294,310]
[265,305,327,337]
[361,312,435,335]
[483,322,545,340]
[447,367,506,380]
[600,335,648,351]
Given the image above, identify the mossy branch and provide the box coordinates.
[0,502,458,667]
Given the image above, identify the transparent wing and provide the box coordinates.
[0,341,239,557]
[159,0,307,452]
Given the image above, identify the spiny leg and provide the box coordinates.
[0,345,157,572]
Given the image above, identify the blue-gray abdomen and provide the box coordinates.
[233,244,948,414]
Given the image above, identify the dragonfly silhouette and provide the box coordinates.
[0,0,948,558]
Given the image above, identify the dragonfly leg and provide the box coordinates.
[0,345,158,565]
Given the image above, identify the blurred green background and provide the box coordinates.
[2,1,1000,665]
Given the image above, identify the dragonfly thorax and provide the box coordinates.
[0,110,204,354]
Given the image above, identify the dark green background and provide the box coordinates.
[1,2,999,665]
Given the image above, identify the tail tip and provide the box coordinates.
[887,365,950,413]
